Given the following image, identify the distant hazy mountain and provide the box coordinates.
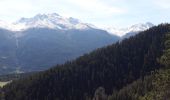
[106,22,154,37]
[0,13,119,75]
[17,28,118,72]
[0,29,18,75]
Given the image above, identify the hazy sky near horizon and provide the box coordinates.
[0,0,170,28]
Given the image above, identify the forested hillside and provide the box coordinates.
[107,69,170,100]
[3,24,170,100]
[108,32,170,100]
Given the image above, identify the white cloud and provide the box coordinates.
[0,0,169,27]
[0,0,34,22]
[0,0,126,21]
[66,0,126,14]
[154,0,170,9]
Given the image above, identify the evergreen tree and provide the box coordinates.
[160,33,170,67]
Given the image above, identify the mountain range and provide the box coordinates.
[3,24,169,100]
[0,13,95,31]
[0,13,154,36]
[0,13,154,75]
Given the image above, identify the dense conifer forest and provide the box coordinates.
[107,69,170,100]
[2,24,170,100]
[108,32,170,100]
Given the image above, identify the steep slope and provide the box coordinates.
[3,24,170,100]
[17,28,118,71]
[107,32,170,100]
[109,33,170,99]
[0,29,19,75]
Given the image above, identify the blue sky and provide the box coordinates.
[0,0,170,28]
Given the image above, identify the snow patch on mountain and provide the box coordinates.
[106,22,154,37]
[13,13,94,30]
[0,13,95,31]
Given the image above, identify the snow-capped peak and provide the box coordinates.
[0,13,94,31]
[129,22,154,32]
[13,13,93,31]
[106,22,154,37]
